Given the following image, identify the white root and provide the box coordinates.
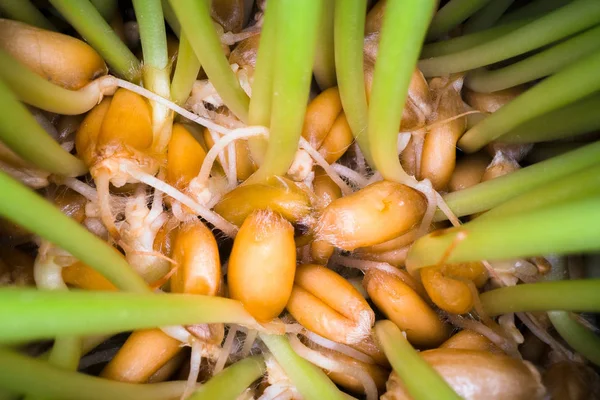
[227,140,237,188]
[332,254,406,282]
[213,324,239,375]
[0,160,49,189]
[298,137,352,196]
[288,334,378,400]
[94,170,120,239]
[446,314,520,358]
[301,330,375,365]
[119,164,238,237]
[181,339,203,400]
[241,329,258,358]
[220,27,261,46]
[331,163,370,188]
[516,312,575,360]
[33,243,68,291]
[53,176,98,202]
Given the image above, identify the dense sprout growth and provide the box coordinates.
[0,0,599,399]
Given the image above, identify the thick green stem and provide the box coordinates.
[427,0,492,41]
[161,0,180,37]
[459,49,600,152]
[474,164,600,223]
[0,347,191,400]
[0,289,256,343]
[421,18,531,58]
[246,0,279,164]
[0,49,111,115]
[47,336,82,370]
[368,0,436,183]
[249,0,321,181]
[375,320,461,400]
[259,334,346,400]
[419,0,600,77]
[313,0,336,90]
[480,280,600,316]
[463,0,514,34]
[466,25,600,93]
[0,79,87,177]
[334,0,373,166]
[48,0,141,82]
[169,0,249,122]
[171,33,201,105]
[548,311,600,366]
[499,0,571,24]
[501,93,600,143]
[435,141,600,220]
[89,0,117,21]
[188,357,265,400]
[0,0,56,30]
[408,197,600,273]
[0,172,148,293]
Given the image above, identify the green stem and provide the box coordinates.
[421,18,531,58]
[548,311,600,366]
[459,49,600,152]
[89,0,117,21]
[169,0,249,122]
[498,0,571,24]
[0,347,191,400]
[0,49,109,115]
[368,0,436,183]
[161,0,180,37]
[48,0,141,82]
[462,0,514,34]
[249,0,321,181]
[334,0,374,166]
[427,0,492,41]
[0,79,87,177]
[0,0,56,30]
[500,93,600,143]
[0,172,148,293]
[474,164,600,222]
[47,336,82,370]
[259,334,346,400]
[435,141,600,220]
[171,33,201,105]
[408,197,600,273]
[375,320,461,400]
[246,0,280,165]
[0,289,256,343]
[188,357,265,400]
[480,280,600,316]
[466,25,600,93]
[313,0,336,90]
[418,0,600,77]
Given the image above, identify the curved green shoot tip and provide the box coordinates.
[375,320,461,400]
[188,356,266,400]
[480,280,600,316]
[408,196,600,273]
[0,347,192,400]
[259,333,347,400]
[0,289,257,343]
[0,78,87,177]
[548,311,600,366]
[368,0,436,183]
[0,171,148,292]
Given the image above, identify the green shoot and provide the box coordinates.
[161,0,180,37]
[368,0,436,183]
[462,0,514,34]
[249,0,321,181]
[48,0,141,82]
[480,280,600,315]
[501,93,600,143]
[0,347,192,400]
[0,289,257,343]
[0,0,56,30]
[169,0,249,122]
[459,49,600,152]
[334,0,374,166]
[548,311,600,366]
[498,0,570,24]
[313,0,337,90]
[0,172,148,292]
[375,320,461,400]
[408,197,600,273]
[435,141,600,220]
[259,334,347,400]
[427,0,492,41]
[188,357,266,400]
[419,0,600,77]
[171,33,201,105]
[466,25,600,93]
[0,79,87,177]
[89,0,117,21]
